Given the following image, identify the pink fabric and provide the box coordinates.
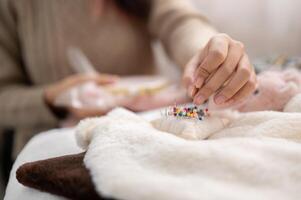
[209,69,301,112]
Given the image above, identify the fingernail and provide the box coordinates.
[195,77,204,88]
[194,94,205,105]
[215,95,227,105]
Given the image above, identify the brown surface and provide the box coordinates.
[16,152,115,200]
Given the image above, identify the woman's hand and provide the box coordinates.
[44,73,118,119]
[183,33,257,105]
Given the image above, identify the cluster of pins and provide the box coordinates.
[164,104,210,121]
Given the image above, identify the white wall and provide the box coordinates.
[193,0,301,58]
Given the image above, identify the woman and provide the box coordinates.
[0,0,256,157]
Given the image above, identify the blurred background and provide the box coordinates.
[157,0,301,78]
[1,0,300,198]
[193,0,301,58]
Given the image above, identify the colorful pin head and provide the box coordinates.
[164,105,209,121]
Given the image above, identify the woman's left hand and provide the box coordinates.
[183,33,257,105]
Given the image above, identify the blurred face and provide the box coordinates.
[90,0,151,19]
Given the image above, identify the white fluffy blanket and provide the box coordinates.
[76,108,301,200]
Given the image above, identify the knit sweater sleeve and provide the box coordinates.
[0,0,59,129]
[149,0,217,68]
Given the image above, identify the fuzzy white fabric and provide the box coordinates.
[76,107,301,200]
[284,93,301,113]
[4,110,162,200]
[151,116,229,140]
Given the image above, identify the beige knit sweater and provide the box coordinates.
[0,0,216,156]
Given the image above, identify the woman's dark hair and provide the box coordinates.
[114,0,151,19]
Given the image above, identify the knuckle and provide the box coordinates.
[218,33,230,40]
[209,36,216,44]
[210,49,226,61]
[211,34,229,45]
[198,67,210,77]
[234,41,245,51]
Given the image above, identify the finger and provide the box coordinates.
[214,56,256,104]
[214,54,253,104]
[193,41,244,105]
[47,74,96,98]
[214,54,252,104]
[183,49,207,97]
[65,73,119,88]
[226,72,257,104]
[194,35,230,88]
[53,73,111,99]
[64,73,101,87]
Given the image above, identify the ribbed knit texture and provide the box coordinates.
[0,0,216,156]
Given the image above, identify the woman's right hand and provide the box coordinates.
[44,73,118,119]
[183,34,256,106]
